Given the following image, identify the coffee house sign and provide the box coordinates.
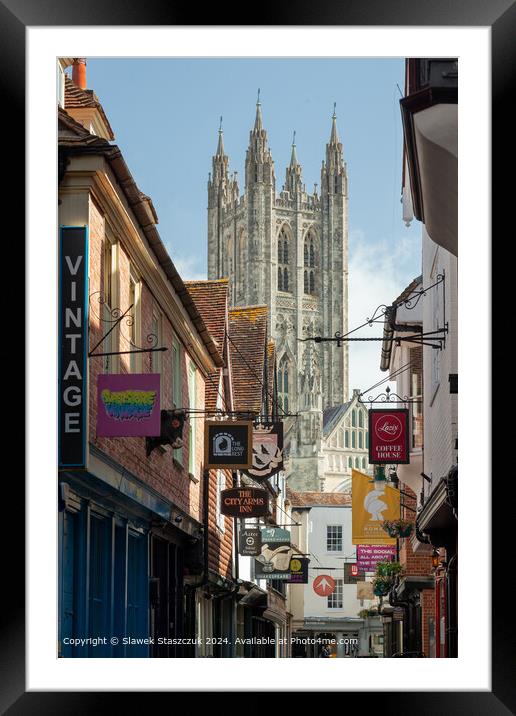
[368,408,410,464]
[59,226,88,469]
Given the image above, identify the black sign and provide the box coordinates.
[205,420,253,469]
[242,422,284,482]
[286,557,310,584]
[59,226,88,468]
[344,563,365,585]
[220,488,268,517]
[146,410,186,456]
[239,528,262,556]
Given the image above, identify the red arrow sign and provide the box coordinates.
[313,574,336,596]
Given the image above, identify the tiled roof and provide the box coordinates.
[185,280,228,356]
[228,306,268,414]
[394,275,422,306]
[64,76,115,140]
[185,280,229,412]
[286,489,352,506]
[322,401,351,437]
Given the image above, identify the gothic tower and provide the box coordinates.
[207,99,349,491]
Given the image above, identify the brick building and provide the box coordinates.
[58,59,223,657]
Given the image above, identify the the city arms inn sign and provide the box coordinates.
[59,226,88,468]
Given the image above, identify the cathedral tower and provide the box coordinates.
[207,100,349,490]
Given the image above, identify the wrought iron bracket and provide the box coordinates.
[358,386,422,405]
[87,292,167,358]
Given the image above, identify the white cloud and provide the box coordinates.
[347,228,421,400]
[170,254,207,282]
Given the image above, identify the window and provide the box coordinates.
[348,457,353,468]
[150,309,163,401]
[355,457,360,468]
[362,457,367,470]
[102,236,119,372]
[352,431,356,448]
[277,227,291,293]
[216,471,226,531]
[327,525,343,552]
[303,231,317,295]
[359,411,364,428]
[345,430,349,447]
[278,355,290,413]
[328,579,343,609]
[352,409,356,427]
[359,432,363,449]
[129,270,141,373]
[188,363,197,475]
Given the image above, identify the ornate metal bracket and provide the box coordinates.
[87,292,168,358]
[358,386,422,406]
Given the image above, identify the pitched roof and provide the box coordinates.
[185,280,230,412]
[228,306,268,414]
[64,76,115,140]
[185,280,228,357]
[287,489,352,507]
[322,401,352,437]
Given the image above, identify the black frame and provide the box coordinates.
[8,0,507,707]
[368,407,410,465]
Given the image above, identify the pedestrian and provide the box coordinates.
[320,644,330,658]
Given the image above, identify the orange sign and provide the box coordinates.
[313,574,336,596]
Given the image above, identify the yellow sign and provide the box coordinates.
[352,469,399,545]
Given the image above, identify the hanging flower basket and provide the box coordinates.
[372,578,391,597]
[382,519,414,538]
[375,560,403,580]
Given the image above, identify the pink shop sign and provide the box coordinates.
[357,544,397,572]
[97,373,161,437]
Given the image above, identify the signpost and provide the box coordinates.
[239,528,262,556]
[254,527,293,580]
[205,420,253,469]
[242,422,284,482]
[97,373,161,437]
[59,226,88,469]
[220,488,268,518]
[313,574,336,597]
[368,408,410,464]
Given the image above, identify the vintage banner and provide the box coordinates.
[368,408,410,464]
[242,422,284,482]
[59,226,88,468]
[286,557,310,584]
[352,469,399,545]
[357,544,397,572]
[204,420,253,469]
[356,581,374,600]
[97,373,161,437]
[239,528,262,556]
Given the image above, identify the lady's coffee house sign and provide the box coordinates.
[220,488,268,517]
[368,408,410,464]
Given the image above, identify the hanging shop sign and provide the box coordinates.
[146,410,186,456]
[368,408,410,464]
[220,488,268,518]
[239,528,262,556]
[286,557,310,584]
[313,574,336,597]
[242,422,284,482]
[356,581,374,600]
[344,563,364,584]
[97,373,161,437]
[254,527,293,580]
[352,469,399,545]
[204,420,253,469]
[357,545,397,573]
[59,226,88,469]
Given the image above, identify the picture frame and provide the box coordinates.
[7,0,506,705]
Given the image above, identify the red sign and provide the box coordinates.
[350,564,359,577]
[313,574,336,596]
[368,408,410,464]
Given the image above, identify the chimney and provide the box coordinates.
[72,58,87,90]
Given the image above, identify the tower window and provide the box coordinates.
[277,227,292,293]
[278,355,290,413]
[303,231,317,295]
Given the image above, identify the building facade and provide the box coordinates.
[207,100,349,491]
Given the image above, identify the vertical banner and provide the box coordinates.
[59,226,88,468]
[368,408,410,464]
[351,469,399,545]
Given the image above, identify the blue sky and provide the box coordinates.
[84,57,422,395]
